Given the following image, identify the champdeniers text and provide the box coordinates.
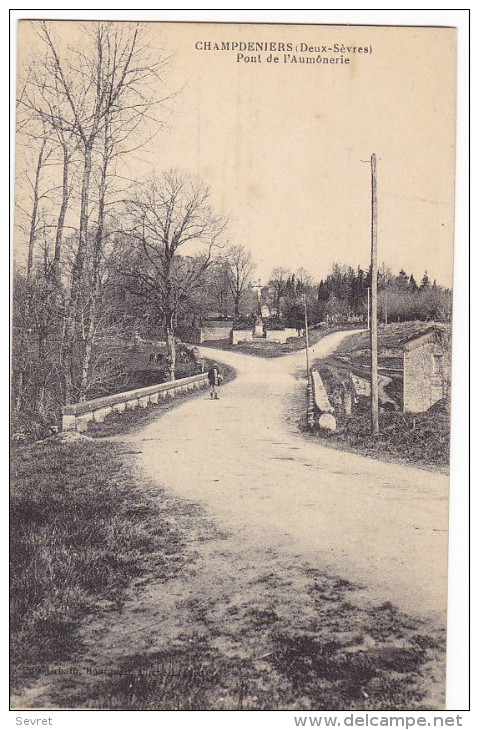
[195,41,372,54]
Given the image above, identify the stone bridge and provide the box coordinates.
[62,373,209,432]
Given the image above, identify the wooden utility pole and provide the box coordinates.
[381,261,388,325]
[370,153,379,435]
[368,286,371,332]
[303,294,310,374]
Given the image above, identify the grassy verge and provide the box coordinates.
[10,436,217,696]
[203,325,360,359]
[86,362,236,438]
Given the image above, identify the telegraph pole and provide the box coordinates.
[370,153,379,435]
[382,260,388,325]
[303,294,310,374]
[368,286,371,332]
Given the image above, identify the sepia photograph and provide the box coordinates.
[9,13,465,714]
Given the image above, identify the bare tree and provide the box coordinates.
[122,170,226,379]
[13,125,57,411]
[51,128,78,283]
[269,267,291,317]
[225,245,255,320]
[14,49,85,410]
[79,112,115,400]
[19,20,171,402]
[20,52,81,281]
[295,267,314,291]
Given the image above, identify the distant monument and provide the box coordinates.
[251,280,265,337]
[261,304,271,319]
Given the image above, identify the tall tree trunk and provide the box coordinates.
[26,141,46,282]
[79,124,109,401]
[70,142,93,317]
[63,142,93,403]
[59,312,73,405]
[79,297,96,402]
[53,143,70,282]
[53,146,71,403]
[37,327,47,415]
[166,311,176,381]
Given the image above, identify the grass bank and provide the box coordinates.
[42,569,445,711]
[63,588,445,711]
[10,436,218,698]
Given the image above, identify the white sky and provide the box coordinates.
[15,20,457,287]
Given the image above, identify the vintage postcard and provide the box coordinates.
[11,19,457,711]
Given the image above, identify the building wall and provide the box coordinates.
[403,340,448,413]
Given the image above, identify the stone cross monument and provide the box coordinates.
[251,280,264,337]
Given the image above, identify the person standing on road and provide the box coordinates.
[208,362,222,400]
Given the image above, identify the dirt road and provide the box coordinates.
[129,330,449,621]
[14,330,449,709]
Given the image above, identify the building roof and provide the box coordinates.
[402,324,448,352]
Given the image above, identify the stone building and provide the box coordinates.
[403,327,451,413]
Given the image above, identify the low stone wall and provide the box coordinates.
[231,329,253,344]
[308,370,336,431]
[200,323,233,342]
[231,327,299,345]
[311,371,334,414]
[307,373,315,429]
[267,328,299,343]
[62,373,209,432]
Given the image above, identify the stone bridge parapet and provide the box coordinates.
[62,373,209,432]
[307,370,337,431]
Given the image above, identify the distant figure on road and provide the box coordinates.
[208,362,222,400]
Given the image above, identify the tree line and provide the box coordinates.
[259,264,451,329]
[315,264,452,325]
